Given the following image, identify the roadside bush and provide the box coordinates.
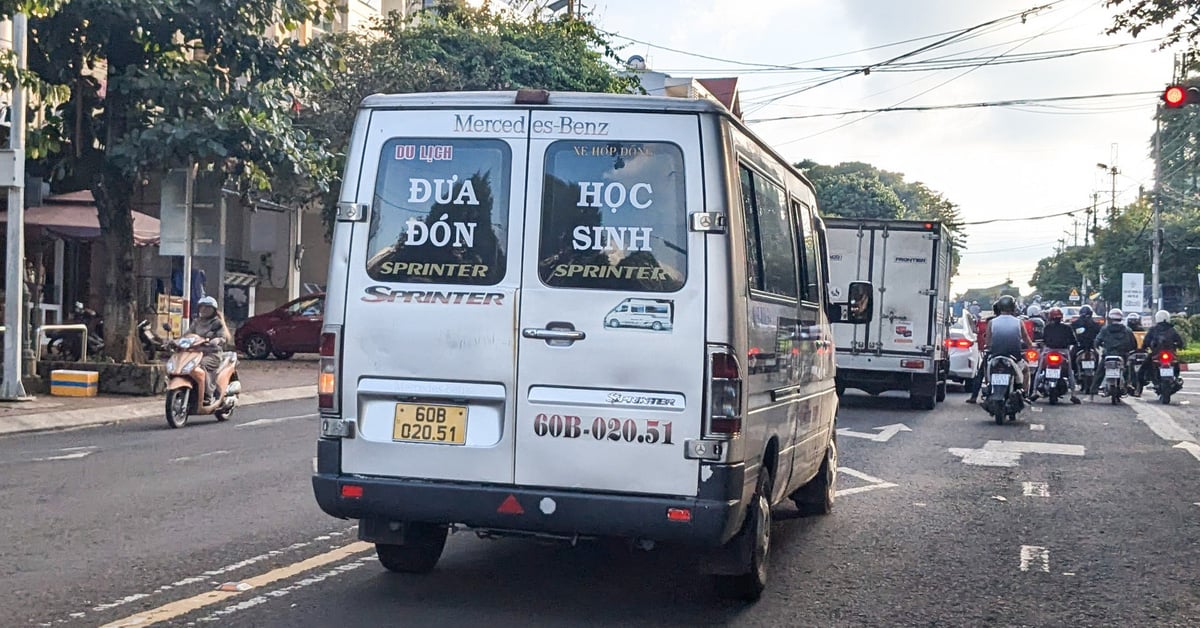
[1177,347,1200,364]
[1172,315,1194,343]
[1189,314,1200,342]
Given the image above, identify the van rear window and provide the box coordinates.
[537,141,686,292]
[365,139,511,285]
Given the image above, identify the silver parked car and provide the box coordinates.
[946,314,982,389]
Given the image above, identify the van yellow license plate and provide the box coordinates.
[392,404,467,445]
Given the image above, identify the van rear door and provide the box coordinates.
[339,109,528,484]
[513,111,706,497]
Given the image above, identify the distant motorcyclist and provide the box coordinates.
[185,296,231,404]
[1072,305,1102,351]
[1025,304,1046,343]
[1126,312,1147,349]
[1092,308,1137,394]
[1140,310,1186,383]
[1036,307,1081,404]
[968,295,1032,404]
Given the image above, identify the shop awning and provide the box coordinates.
[0,190,161,246]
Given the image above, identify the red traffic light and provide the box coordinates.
[1164,85,1189,107]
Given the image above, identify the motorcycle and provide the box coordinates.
[163,327,241,429]
[1100,354,1126,404]
[1034,349,1071,405]
[983,354,1026,424]
[1149,349,1183,405]
[1022,347,1041,401]
[46,302,104,361]
[1127,346,1149,397]
[1075,347,1098,395]
[138,319,166,360]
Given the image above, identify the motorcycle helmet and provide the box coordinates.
[1047,307,1063,322]
[1027,305,1042,318]
[1107,308,1124,322]
[1079,305,1093,317]
[996,295,1017,314]
[197,296,218,313]
[1127,312,1141,325]
[1156,310,1171,324]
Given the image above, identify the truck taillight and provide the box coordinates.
[708,349,742,436]
[319,326,341,413]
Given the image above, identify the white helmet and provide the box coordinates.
[1027,305,1041,317]
[1107,308,1124,322]
[197,296,218,309]
[1156,310,1171,324]
[1127,312,1141,323]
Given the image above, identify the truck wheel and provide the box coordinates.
[935,380,947,403]
[910,394,935,410]
[714,471,772,602]
[375,523,448,574]
[791,435,836,516]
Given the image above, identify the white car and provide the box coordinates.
[946,316,982,388]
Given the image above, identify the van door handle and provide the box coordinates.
[523,328,586,341]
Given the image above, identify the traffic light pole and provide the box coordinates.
[1152,109,1162,312]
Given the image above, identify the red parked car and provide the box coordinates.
[234,293,325,360]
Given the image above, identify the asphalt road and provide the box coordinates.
[4,373,1200,627]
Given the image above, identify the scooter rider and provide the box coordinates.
[1035,307,1082,404]
[185,296,231,404]
[1141,310,1186,382]
[968,295,1033,404]
[1025,304,1047,343]
[1092,308,1137,394]
[1072,305,1102,377]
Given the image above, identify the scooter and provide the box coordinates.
[138,319,167,360]
[1127,346,1149,397]
[1148,349,1183,405]
[1034,349,1071,405]
[1099,354,1126,405]
[1022,347,1041,401]
[163,326,241,429]
[983,354,1026,425]
[46,302,104,361]
[1075,347,1098,395]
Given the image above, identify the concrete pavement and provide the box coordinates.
[0,356,316,436]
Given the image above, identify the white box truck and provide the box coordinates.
[824,218,951,409]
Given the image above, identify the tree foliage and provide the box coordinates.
[1106,0,1200,48]
[299,3,638,231]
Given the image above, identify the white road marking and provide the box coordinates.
[195,557,373,622]
[29,450,95,462]
[72,527,356,620]
[1029,424,1045,431]
[237,414,317,429]
[1023,481,1050,497]
[1174,441,1200,462]
[836,423,911,443]
[838,467,890,484]
[1020,545,1050,572]
[1130,401,1196,443]
[835,466,898,497]
[949,440,1085,467]
[170,450,230,463]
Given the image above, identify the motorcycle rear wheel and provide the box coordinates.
[166,389,190,428]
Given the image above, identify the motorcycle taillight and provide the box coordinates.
[1159,351,1174,365]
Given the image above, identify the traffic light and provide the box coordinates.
[1163,84,1200,108]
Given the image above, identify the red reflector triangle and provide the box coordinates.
[497,494,524,515]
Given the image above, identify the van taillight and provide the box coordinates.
[708,350,742,437]
[319,326,341,413]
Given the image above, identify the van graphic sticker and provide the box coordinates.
[603,298,674,332]
[538,141,686,292]
[366,138,511,286]
[894,320,914,343]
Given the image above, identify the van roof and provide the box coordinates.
[360,91,729,116]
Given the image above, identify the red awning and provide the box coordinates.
[0,190,160,246]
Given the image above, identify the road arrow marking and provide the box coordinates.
[1130,401,1195,443]
[834,466,898,497]
[1023,481,1050,497]
[1020,545,1050,572]
[1174,441,1200,462]
[836,423,911,443]
[949,440,1084,467]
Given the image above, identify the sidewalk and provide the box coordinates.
[0,356,318,437]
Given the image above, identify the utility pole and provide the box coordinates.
[1153,110,1163,312]
[1,14,29,401]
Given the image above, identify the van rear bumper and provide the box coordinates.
[312,473,740,546]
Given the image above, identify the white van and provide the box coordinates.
[312,90,873,600]
[604,297,673,331]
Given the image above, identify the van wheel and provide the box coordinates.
[713,471,772,602]
[910,394,935,410]
[375,523,448,574]
[791,435,836,516]
[935,380,947,403]
[651,321,663,331]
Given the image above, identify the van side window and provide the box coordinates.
[365,138,511,285]
[794,200,821,302]
[538,141,686,292]
[739,167,763,292]
[740,166,799,300]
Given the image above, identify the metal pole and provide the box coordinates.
[1152,112,1162,312]
[181,163,194,323]
[1,14,29,400]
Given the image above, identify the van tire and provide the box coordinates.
[792,434,836,516]
[713,471,772,602]
[375,524,448,574]
[935,379,947,403]
[910,394,935,410]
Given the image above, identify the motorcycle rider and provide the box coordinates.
[1025,304,1047,343]
[1035,307,1082,404]
[968,295,1033,404]
[185,296,231,404]
[1141,310,1186,382]
[1071,305,1102,378]
[1092,308,1137,394]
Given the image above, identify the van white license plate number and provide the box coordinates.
[1045,369,1060,379]
[991,374,1011,386]
[1105,369,1122,379]
[1081,361,1095,369]
[1161,367,1175,377]
[392,404,467,445]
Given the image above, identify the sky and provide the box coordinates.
[582,0,1177,296]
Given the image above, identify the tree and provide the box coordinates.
[0,0,338,362]
[1106,0,1200,49]
[298,3,638,231]
[1031,247,1088,301]
[802,171,907,220]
